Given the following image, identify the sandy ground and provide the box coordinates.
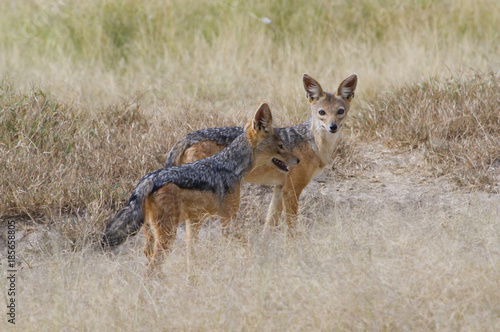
[309,143,500,218]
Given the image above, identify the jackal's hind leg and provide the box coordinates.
[143,221,154,260]
[147,220,176,272]
[145,185,181,272]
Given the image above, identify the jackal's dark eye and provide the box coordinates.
[318,110,326,116]
[338,108,345,115]
[278,144,284,149]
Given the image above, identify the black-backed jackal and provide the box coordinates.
[102,102,299,269]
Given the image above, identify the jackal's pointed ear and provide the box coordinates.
[252,102,273,133]
[337,74,357,102]
[303,74,325,102]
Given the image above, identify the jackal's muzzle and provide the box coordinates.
[272,157,300,173]
[328,123,342,133]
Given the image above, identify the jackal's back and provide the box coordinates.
[165,127,243,167]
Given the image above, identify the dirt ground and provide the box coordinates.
[311,142,500,218]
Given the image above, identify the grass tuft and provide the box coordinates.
[356,72,500,190]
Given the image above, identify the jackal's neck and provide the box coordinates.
[307,117,342,165]
[214,133,254,180]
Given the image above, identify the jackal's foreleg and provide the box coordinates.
[220,216,246,243]
[262,185,284,233]
[218,188,245,242]
[282,180,306,235]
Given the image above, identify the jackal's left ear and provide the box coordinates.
[252,102,273,133]
[303,74,325,102]
[337,74,357,102]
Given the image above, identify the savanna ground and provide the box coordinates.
[1,0,500,330]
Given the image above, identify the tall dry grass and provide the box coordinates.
[356,72,500,190]
[0,80,240,223]
[3,197,499,330]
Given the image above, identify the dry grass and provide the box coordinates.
[4,198,499,331]
[356,72,500,190]
[1,0,500,330]
[0,80,243,220]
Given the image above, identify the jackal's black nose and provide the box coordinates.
[329,123,338,133]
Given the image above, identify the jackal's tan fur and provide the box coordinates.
[166,74,357,233]
[103,102,299,270]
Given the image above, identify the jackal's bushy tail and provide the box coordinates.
[101,170,160,248]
